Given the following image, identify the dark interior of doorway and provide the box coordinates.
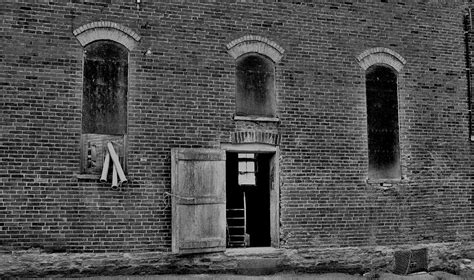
[226,152,271,248]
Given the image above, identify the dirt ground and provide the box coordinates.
[2,246,472,279]
[33,271,469,280]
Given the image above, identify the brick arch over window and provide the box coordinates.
[357,47,406,72]
[226,35,285,63]
[73,21,141,51]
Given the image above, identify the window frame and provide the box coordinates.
[80,40,129,175]
[356,47,406,182]
[235,53,277,118]
[226,35,285,122]
[237,153,258,187]
[365,64,401,180]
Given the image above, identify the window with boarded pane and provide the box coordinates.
[366,65,401,179]
[236,54,276,117]
[81,40,128,174]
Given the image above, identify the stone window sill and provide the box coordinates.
[366,177,407,190]
[234,115,280,123]
[366,178,402,184]
[75,173,100,180]
[76,173,129,181]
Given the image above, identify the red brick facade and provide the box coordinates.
[1,0,473,254]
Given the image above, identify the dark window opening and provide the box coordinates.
[81,40,128,174]
[226,152,272,248]
[366,65,400,179]
[236,54,276,117]
[83,40,128,135]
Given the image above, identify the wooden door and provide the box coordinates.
[171,148,226,254]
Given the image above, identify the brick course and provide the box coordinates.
[0,0,472,256]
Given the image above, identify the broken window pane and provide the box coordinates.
[366,65,401,179]
[236,54,276,117]
[82,134,125,174]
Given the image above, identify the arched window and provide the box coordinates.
[366,65,400,179]
[81,40,128,174]
[74,21,139,176]
[226,35,284,119]
[236,54,275,117]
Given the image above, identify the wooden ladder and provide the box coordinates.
[226,192,248,247]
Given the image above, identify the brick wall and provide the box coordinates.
[1,0,472,253]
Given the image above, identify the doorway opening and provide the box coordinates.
[226,152,273,248]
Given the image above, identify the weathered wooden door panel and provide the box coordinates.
[176,204,226,253]
[178,161,225,200]
[171,148,226,254]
